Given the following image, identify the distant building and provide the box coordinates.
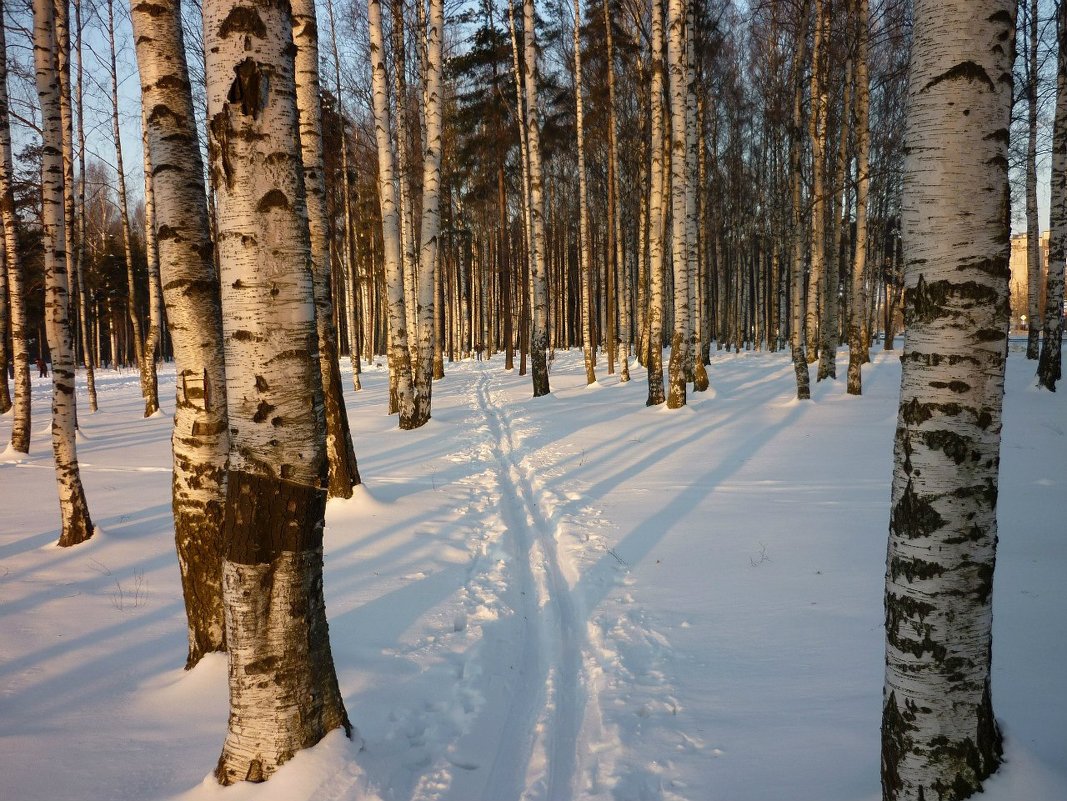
[1009,231,1049,330]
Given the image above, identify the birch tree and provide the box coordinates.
[665,0,689,408]
[205,0,351,780]
[131,0,229,668]
[574,0,596,385]
[414,0,444,425]
[524,0,551,397]
[369,0,417,427]
[847,0,871,396]
[882,2,1013,798]
[33,0,94,546]
[788,1,811,400]
[1024,0,1041,360]
[292,0,361,492]
[1038,3,1065,391]
[645,0,667,406]
[73,0,97,413]
[140,116,163,416]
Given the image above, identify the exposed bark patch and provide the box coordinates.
[222,470,326,565]
[227,58,268,120]
[890,479,945,539]
[252,400,276,423]
[921,429,972,464]
[219,6,267,39]
[922,60,994,93]
[256,189,290,212]
[909,276,1001,324]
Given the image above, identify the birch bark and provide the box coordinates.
[369,0,417,426]
[847,0,871,395]
[33,0,94,546]
[882,3,1013,797]
[292,0,361,492]
[1038,4,1066,391]
[665,0,689,408]
[140,114,162,416]
[523,0,551,396]
[413,0,443,425]
[573,0,596,386]
[645,0,667,405]
[205,0,351,780]
[1025,0,1041,359]
[132,0,229,668]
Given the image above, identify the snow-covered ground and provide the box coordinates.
[1,343,1064,801]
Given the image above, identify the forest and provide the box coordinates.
[0,0,1065,799]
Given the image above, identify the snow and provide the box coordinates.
[0,344,1064,801]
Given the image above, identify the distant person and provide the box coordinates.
[37,357,47,378]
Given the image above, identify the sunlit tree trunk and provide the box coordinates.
[73,0,96,412]
[205,0,351,781]
[882,3,1013,798]
[369,0,416,426]
[819,51,849,383]
[789,1,811,400]
[1038,4,1066,391]
[132,0,229,667]
[665,0,689,408]
[1025,0,1041,359]
[106,0,151,411]
[686,4,707,391]
[293,0,361,493]
[573,0,596,385]
[847,0,871,395]
[523,0,551,396]
[413,0,443,426]
[805,0,827,365]
[33,0,94,545]
[646,0,667,405]
[140,113,162,416]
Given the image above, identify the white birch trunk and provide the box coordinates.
[805,0,827,365]
[1038,4,1065,390]
[789,3,811,400]
[293,0,361,493]
[369,0,416,426]
[204,0,352,780]
[73,0,96,413]
[1025,0,1041,359]
[665,0,689,408]
[847,0,871,395]
[573,0,596,385]
[140,112,162,416]
[132,0,230,668]
[33,0,94,545]
[645,0,667,406]
[882,2,1014,797]
[413,0,443,426]
[523,0,550,396]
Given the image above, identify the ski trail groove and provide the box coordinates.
[474,368,589,801]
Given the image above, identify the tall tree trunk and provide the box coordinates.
[847,0,871,395]
[140,112,162,416]
[132,0,229,667]
[646,0,667,405]
[523,0,551,396]
[107,0,150,410]
[73,0,96,413]
[0,228,8,415]
[413,0,443,425]
[665,0,690,408]
[33,0,94,545]
[604,0,629,382]
[1025,0,1041,359]
[881,3,1013,798]
[205,0,352,781]
[789,1,811,400]
[1038,3,1066,391]
[293,0,361,493]
[369,0,416,426]
[685,4,707,391]
[805,0,827,365]
[819,53,850,382]
[573,0,596,385]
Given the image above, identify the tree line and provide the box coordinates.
[0,0,1063,798]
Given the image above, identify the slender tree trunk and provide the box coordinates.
[789,1,811,400]
[140,112,162,416]
[33,0,94,545]
[646,0,667,405]
[1025,0,1041,359]
[819,53,849,382]
[205,0,351,780]
[293,0,361,493]
[132,0,229,667]
[573,0,596,385]
[0,231,8,415]
[413,0,443,425]
[881,3,1013,798]
[73,0,96,413]
[665,0,689,408]
[523,0,551,396]
[369,0,416,426]
[107,0,150,410]
[805,0,827,365]
[847,0,871,395]
[1038,5,1066,391]
[686,7,707,391]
